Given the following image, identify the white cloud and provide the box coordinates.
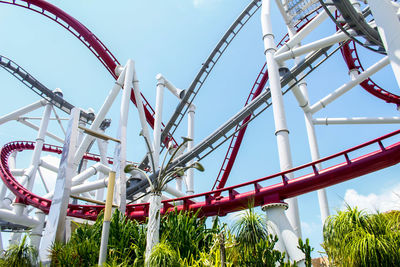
[342,183,400,213]
[301,221,322,237]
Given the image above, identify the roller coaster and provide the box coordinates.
[0,0,399,264]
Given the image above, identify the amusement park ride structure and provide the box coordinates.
[0,0,399,264]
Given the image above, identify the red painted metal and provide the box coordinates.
[1,130,399,220]
[0,0,176,146]
[340,40,400,106]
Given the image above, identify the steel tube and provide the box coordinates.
[74,68,126,168]
[0,99,47,125]
[313,117,400,125]
[310,56,390,114]
[262,0,301,237]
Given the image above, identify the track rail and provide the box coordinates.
[0,55,94,124]
[1,129,399,220]
[340,41,400,106]
[0,0,174,145]
[212,8,322,193]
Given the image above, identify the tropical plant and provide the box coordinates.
[124,136,204,262]
[0,234,38,267]
[298,238,313,267]
[160,208,220,261]
[146,240,180,267]
[232,206,269,253]
[50,209,146,266]
[323,206,400,267]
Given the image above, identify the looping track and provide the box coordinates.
[0,1,399,221]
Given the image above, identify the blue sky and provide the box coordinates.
[0,0,400,256]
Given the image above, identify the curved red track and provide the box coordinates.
[0,1,399,221]
[1,130,400,220]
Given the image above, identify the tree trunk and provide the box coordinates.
[145,193,162,262]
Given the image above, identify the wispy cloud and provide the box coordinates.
[342,183,400,213]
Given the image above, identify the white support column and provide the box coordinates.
[26,102,53,191]
[186,104,196,195]
[73,69,126,170]
[261,0,301,237]
[95,135,109,201]
[369,0,400,89]
[116,59,134,213]
[8,202,26,245]
[40,108,80,263]
[132,66,154,161]
[154,74,166,170]
[263,203,305,266]
[285,14,330,223]
[30,210,45,250]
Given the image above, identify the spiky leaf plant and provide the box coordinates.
[0,235,38,267]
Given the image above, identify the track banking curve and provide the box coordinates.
[0,1,398,221]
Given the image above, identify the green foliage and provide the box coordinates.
[298,238,313,267]
[232,207,269,253]
[0,235,38,267]
[323,206,400,267]
[147,241,180,267]
[48,207,314,266]
[50,210,146,266]
[160,208,220,261]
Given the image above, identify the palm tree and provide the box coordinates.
[232,206,269,253]
[323,206,400,266]
[124,137,204,264]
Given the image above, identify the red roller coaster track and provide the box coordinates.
[0,1,399,221]
[1,130,400,220]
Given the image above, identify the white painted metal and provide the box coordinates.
[30,210,45,249]
[186,104,196,195]
[131,63,154,163]
[117,59,134,213]
[154,74,166,170]
[369,0,400,89]
[39,159,59,173]
[262,203,305,266]
[40,108,80,263]
[27,102,53,191]
[71,178,109,195]
[0,99,47,125]
[8,202,26,245]
[274,5,334,56]
[17,118,64,144]
[73,68,126,169]
[43,162,110,199]
[313,117,400,125]
[95,132,109,201]
[0,207,39,227]
[275,30,351,63]
[285,13,330,223]
[163,183,186,198]
[262,0,301,238]
[310,56,390,114]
